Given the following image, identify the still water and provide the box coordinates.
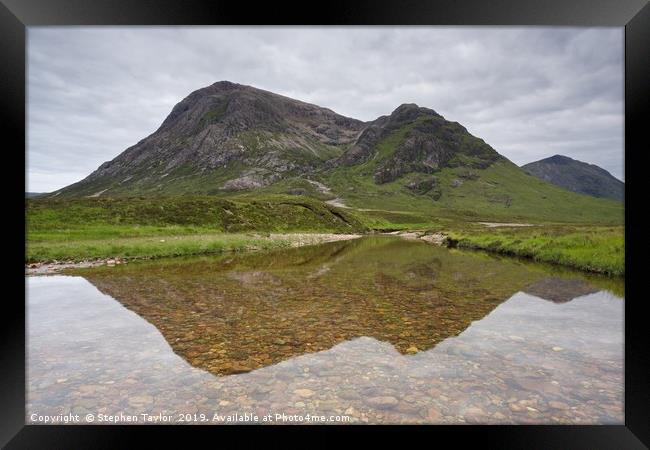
[27,237,623,424]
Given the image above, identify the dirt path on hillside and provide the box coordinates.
[325,198,350,208]
[325,197,395,213]
[477,222,535,228]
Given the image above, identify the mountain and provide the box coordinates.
[26,192,46,198]
[51,82,502,198]
[56,81,365,197]
[48,81,623,223]
[522,155,624,202]
[334,103,501,184]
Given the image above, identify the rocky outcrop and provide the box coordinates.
[336,103,501,185]
[405,176,441,200]
[336,104,436,166]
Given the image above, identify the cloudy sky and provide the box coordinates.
[27,27,624,192]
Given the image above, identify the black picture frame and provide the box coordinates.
[2,0,648,447]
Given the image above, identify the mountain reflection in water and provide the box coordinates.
[27,238,624,424]
[75,237,621,377]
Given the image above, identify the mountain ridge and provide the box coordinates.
[53,81,508,198]
[45,81,623,224]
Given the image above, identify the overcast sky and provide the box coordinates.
[27,27,624,192]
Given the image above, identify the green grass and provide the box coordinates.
[26,195,625,277]
[314,159,623,225]
[26,195,368,262]
[26,192,625,276]
[27,195,365,233]
[445,225,624,276]
[430,160,623,223]
[27,233,296,263]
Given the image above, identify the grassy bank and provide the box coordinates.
[28,233,279,263]
[445,225,624,276]
[27,232,361,263]
[27,195,365,233]
[26,196,367,263]
[26,196,624,276]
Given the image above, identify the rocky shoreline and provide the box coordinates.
[27,257,128,276]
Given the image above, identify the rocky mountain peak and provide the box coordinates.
[392,102,421,114]
[209,80,241,90]
[390,103,437,120]
[546,154,573,164]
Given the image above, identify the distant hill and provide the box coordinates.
[44,81,623,224]
[522,155,624,202]
[26,192,46,198]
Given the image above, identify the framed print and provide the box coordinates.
[2,0,649,447]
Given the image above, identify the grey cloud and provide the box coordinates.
[27,26,623,192]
